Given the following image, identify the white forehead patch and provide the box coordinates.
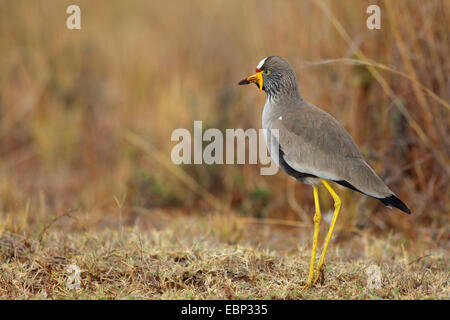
[256,57,268,70]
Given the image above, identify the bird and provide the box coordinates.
[238,56,410,289]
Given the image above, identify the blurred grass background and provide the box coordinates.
[0,0,448,246]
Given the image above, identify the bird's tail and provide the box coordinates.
[380,195,411,214]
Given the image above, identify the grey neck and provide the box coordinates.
[266,85,302,104]
[264,71,302,103]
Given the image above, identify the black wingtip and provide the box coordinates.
[380,195,411,214]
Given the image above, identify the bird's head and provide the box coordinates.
[238,56,299,98]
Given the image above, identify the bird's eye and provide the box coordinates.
[264,69,272,75]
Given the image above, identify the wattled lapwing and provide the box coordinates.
[239,56,410,289]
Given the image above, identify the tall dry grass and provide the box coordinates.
[0,0,448,243]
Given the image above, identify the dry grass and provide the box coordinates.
[0,211,448,299]
[0,0,448,299]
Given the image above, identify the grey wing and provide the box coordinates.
[270,104,392,198]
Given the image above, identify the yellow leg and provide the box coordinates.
[313,179,342,284]
[301,185,321,289]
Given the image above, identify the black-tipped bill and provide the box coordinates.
[238,71,263,91]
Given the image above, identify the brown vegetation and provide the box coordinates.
[0,0,448,299]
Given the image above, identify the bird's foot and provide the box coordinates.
[313,264,326,284]
[300,281,313,290]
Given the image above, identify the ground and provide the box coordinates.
[0,211,447,299]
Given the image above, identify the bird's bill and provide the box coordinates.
[238,71,263,91]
